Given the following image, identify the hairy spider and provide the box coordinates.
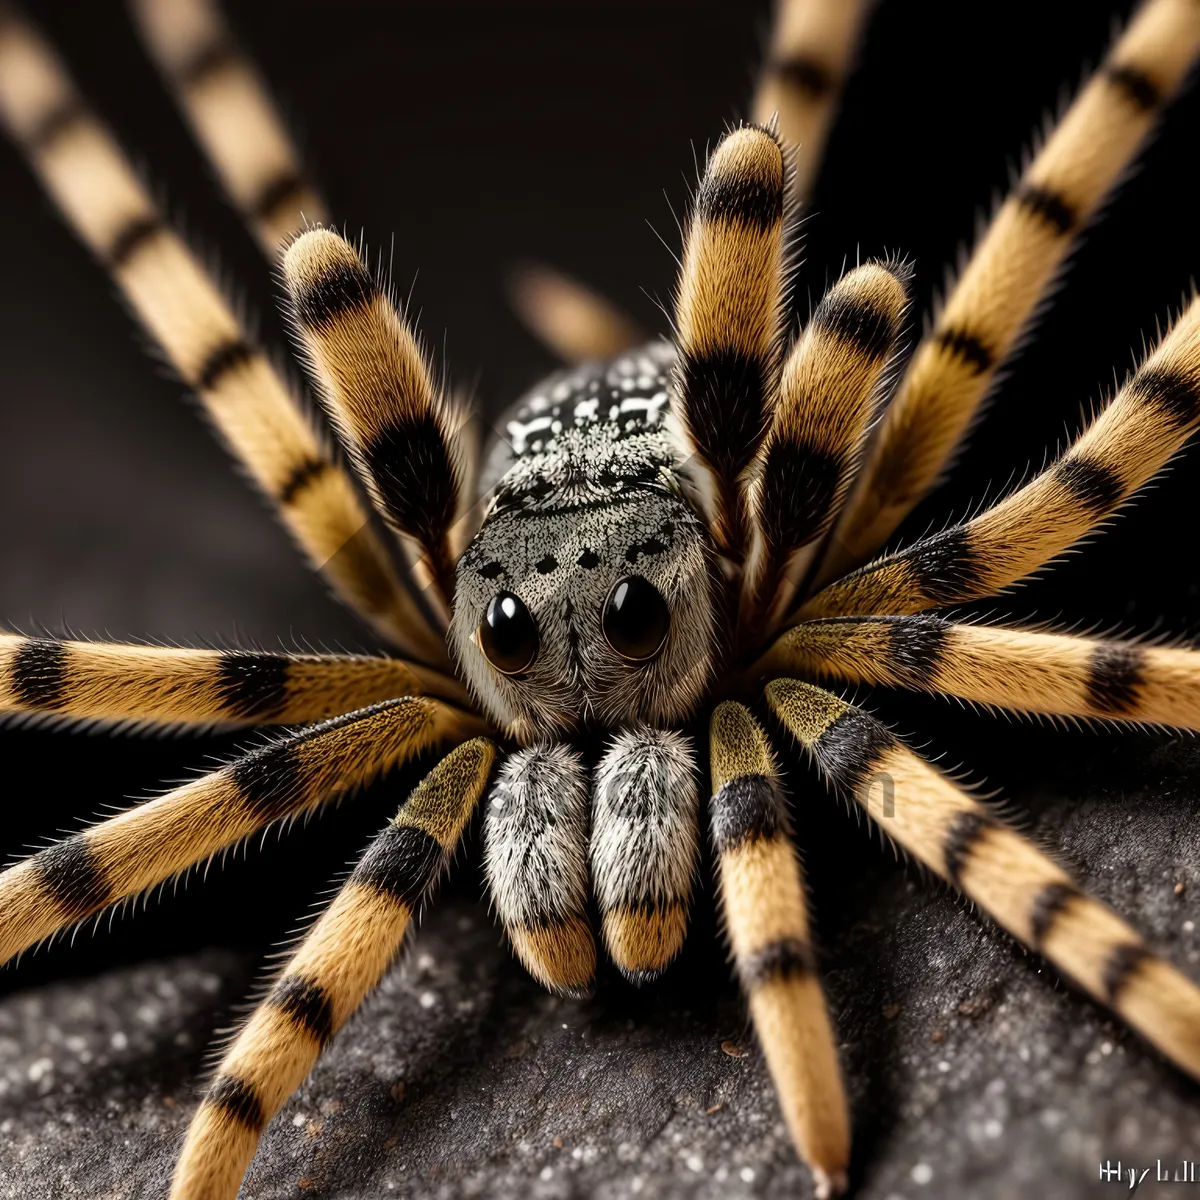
[1,0,1200,1196]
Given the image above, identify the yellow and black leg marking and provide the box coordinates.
[591,727,699,983]
[759,616,1200,731]
[482,743,596,997]
[753,0,868,205]
[802,294,1200,619]
[508,263,644,364]
[0,634,468,726]
[0,14,442,664]
[708,702,849,1199]
[0,697,481,966]
[169,737,496,1200]
[284,229,467,609]
[130,0,327,257]
[768,679,1200,1081]
[824,0,1200,581]
[672,124,789,558]
[743,260,909,629]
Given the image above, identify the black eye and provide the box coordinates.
[602,575,670,662]
[478,591,539,675]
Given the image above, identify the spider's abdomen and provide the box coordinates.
[450,344,718,741]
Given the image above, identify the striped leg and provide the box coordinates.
[591,727,699,983]
[752,0,869,204]
[283,230,468,609]
[130,0,327,257]
[0,15,443,664]
[482,743,596,997]
[768,679,1200,1080]
[672,124,790,559]
[0,697,480,965]
[0,634,468,727]
[170,737,496,1200]
[801,294,1200,619]
[759,615,1200,731]
[742,261,909,631]
[823,0,1200,581]
[709,701,849,1199]
[508,264,644,363]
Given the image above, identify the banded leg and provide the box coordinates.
[131,0,327,257]
[768,679,1200,1080]
[0,15,443,663]
[801,295,1200,619]
[0,634,468,726]
[483,744,596,997]
[709,701,849,1199]
[672,124,789,558]
[742,261,909,630]
[170,737,496,1200]
[759,616,1200,731]
[823,0,1200,581]
[284,230,468,609]
[753,0,869,204]
[508,264,644,363]
[591,727,699,983]
[0,696,480,965]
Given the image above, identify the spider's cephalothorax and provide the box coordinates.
[3,1,1200,1198]
[452,344,718,741]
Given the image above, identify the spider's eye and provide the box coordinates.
[602,575,670,662]
[478,591,539,675]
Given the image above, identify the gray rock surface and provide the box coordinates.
[2,731,1199,1199]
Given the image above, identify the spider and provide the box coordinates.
[1,0,1200,1196]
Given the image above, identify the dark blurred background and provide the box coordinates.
[1,0,1198,993]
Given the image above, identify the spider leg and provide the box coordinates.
[0,14,445,664]
[169,737,496,1200]
[800,295,1200,619]
[0,696,482,965]
[130,0,327,257]
[590,727,699,983]
[672,124,789,559]
[283,229,469,610]
[507,263,645,364]
[482,743,596,997]
[752,0,869,206]
[768,679,1200,1080]
[742,260,909,632]
[708,700,849,1199]
[759,615,1200,732]
[822,0,1200,582]
[0,633,468,727]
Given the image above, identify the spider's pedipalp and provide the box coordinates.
[762,616,1200,731]
[672,124,789,558]
[743,260,910,631]
[823,0,1200,581]
[0,634,468,727]
[130,0,327,257]
[801,294,1200,619]
[482,743,596,997]
[283,229,466,610]
[752,0,868,206]
[590,727,700,983]
[708,701,849,1200]
[508,264,644,364]
[768,679,1200,1081]
[0,696,479,967]
[0,14,444,664]
[170,737,496,1200]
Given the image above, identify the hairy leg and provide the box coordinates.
[170,738,495,1200]
[769,679,1200,1079]
[0,696,480,964]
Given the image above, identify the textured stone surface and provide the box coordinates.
[2,729,1199,1199]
